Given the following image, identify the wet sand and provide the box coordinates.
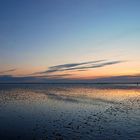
[0,84,140,140]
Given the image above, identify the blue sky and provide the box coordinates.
[0,0,140,81]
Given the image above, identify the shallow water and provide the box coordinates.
[0,84,140,140]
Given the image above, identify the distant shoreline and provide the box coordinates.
[0,82,139,85]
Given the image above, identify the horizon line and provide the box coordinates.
[0,82,139,85]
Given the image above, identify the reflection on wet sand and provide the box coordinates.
[0,84,140,140]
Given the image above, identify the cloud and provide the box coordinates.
[0,69,16,74]
[32,60,124,75]
[49,60,106,69]
[37,74,73,79]
[32,59,106,75]
[60,60,123,71]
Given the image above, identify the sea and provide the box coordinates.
[0,83,140,140]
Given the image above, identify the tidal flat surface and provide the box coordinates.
[0,84,140,140]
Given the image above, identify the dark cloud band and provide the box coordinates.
[0,69,16,74]
[32,60,124,75]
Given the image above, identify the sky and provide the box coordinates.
[0,0,140,82]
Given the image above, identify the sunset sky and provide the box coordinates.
[0,0,140,82]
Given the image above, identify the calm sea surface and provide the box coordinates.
[0,84,140,140]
